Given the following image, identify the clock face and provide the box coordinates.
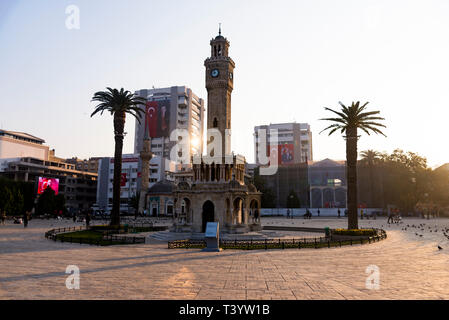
[211,69,219,78]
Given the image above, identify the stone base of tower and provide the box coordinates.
[172,155,262,234]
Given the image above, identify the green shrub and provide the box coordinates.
[332,229,377,236]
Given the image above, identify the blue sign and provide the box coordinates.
[205,222,218,238]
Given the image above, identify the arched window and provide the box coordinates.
[166,200,174,216]
[213,118,218,128]
[214,45,217,57]
[218,45,222,56]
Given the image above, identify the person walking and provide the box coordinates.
[72,212,76,223]
[337,208,341,218]
[286,209,290,219]
[317,208,320,217]
[85,212,91,228]
[387,211,394,224]
[23,212,29,228]
[1,211,6,225]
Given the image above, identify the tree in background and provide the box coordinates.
[360,150,382,207]
[380,149,431,213]
[0,178,34,216]
[286,190,301,208]
[129,192,140,214]
[0,185,13,216]
[55,194,66,215]
[36,187,56,216]
[429,165,449,211]
[18,181,37,213]
[9,187,24,216]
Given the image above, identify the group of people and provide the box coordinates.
[1,210,31,227]
[72,209,92,227]
[285,208,348,219]
[251,209,260,224]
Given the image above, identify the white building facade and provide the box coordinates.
[133,86,205,162]
[0,130,49,161]
[254,122,313,165]
[96,153,176,212]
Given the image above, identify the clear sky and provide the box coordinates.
[1,0,449,168]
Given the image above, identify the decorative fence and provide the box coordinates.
[260,208,384,217]
[44,223,163,246]
[168,229,387,250]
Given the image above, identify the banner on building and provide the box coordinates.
[279,144,294,164]
[120,173,127,187]
[145,99,170,138]
[266,143,294,165]
[37,177,59,195]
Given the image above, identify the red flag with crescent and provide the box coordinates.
[145,101,158,138]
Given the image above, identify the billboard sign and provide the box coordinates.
[37,177,59,195]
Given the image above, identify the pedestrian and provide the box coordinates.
[85,212,91,228]
[23,212,28,228]
[387,211,394,224]
[1,211,6,225]
[360,209,364,220]
[338,208,341,218]
[305,208,312,219]
[72,212,76,223]
[286,209,290,219]
[317,208,320,217]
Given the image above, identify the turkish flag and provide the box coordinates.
[120,173,127,187]
[146,101,158,138]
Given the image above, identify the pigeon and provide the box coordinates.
[438,246,443,250]
[420,235,423,237]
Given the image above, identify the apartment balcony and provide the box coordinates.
[178,96,187,106]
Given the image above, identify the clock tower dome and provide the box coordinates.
[204,26,235,157]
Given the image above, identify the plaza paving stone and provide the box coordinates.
[0,217,449,300]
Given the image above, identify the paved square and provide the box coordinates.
[1,217,448,299]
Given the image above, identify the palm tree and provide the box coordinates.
[91,88,146,226]
[360,150,382,207]
[320,101,386,229]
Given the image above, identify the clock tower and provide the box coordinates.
[173,27,262,234]
[204,26,235,157]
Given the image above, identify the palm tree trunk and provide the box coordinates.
[369,163,374,207]
[346,127,358,229]
[111,112,126,226]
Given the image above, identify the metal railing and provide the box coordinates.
[168,229,387,250]
[44,224,147,246]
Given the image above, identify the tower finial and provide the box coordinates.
[219,23,221,35]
